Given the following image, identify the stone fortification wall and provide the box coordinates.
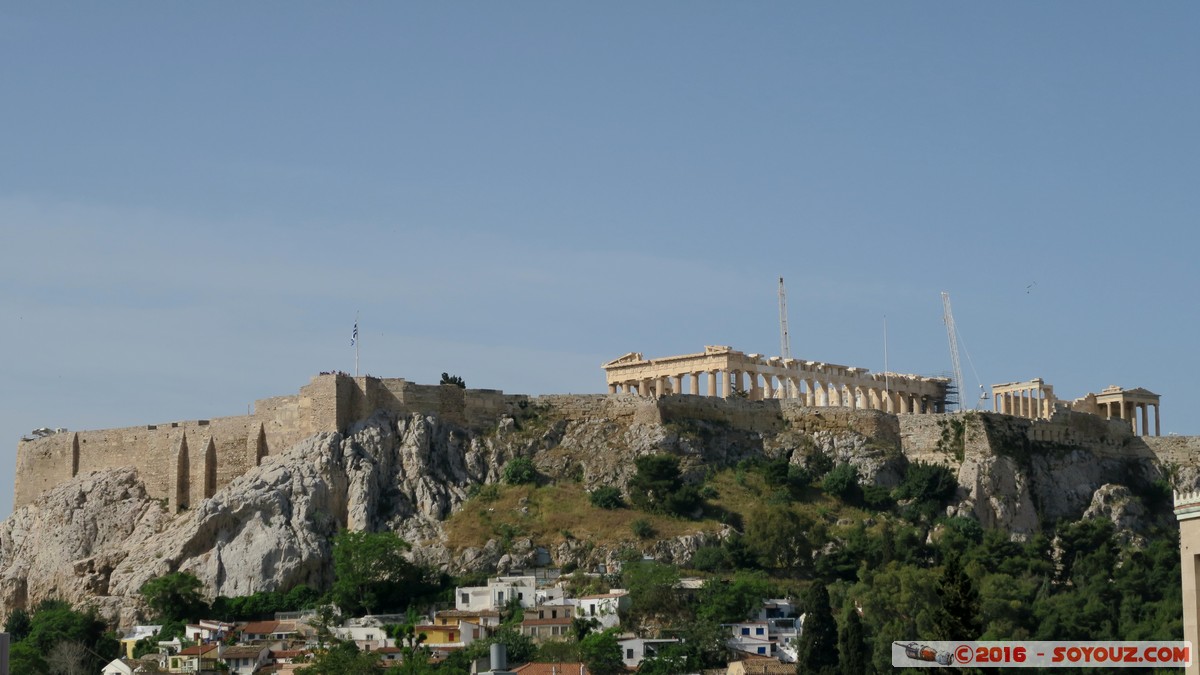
[13,373,530,509]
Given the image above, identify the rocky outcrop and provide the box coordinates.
[0,394,1192,625]
[0,469,169,625]
[1082,484,1150,547]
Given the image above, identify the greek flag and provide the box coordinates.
[351,322,358,347]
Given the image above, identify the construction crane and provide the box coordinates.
[941,292,965,412]
[778,277,793,398]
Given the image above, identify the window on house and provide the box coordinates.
[518,592,524,600]
[589,605,596,616]
[758,647,766,655]
[498,591,505,603]
[461,593,469,604]
[755,627,764,635]
[626,649,634,660]
[741,628,750,636]
[450,632,456,641]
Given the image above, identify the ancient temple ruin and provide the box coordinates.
[602,345,950,414]
[991,379,1161,436]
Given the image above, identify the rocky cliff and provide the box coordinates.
[0,395,1192,626]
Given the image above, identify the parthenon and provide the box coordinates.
[602,345,950,413]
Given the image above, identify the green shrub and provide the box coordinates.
[691,545,732,572]
[630,519,655,539]
[822,463,861,503]
[862,484,894,510]
[629,454,704,517]
[502,457,538,485]
[805,448,834,479]
[589,486,625,510]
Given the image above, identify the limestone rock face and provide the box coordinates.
[0,469,169,625]
[1082,483,1149,547]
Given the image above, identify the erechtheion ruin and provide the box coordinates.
[602,345,950,414]
[992,378,1057,419]
[992,380,1161,436]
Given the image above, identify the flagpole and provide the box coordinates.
[354,311,360,377]
[883,315,890,410]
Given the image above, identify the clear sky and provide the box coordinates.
[1,3,1197,516]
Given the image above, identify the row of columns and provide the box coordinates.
[608,369,944,414]
[1101,400,1161,437]
[993,389,1053,419]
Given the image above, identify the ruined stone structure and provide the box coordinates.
[14,374,522,511]
[992,378,1057,419]
[1176,491,1200,675]
[602,345,950,414]
[991,380,1161,437]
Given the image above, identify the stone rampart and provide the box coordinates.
[13,373,531,510]
[15,372,1195,513]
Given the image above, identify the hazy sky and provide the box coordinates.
[2,3,1197,516]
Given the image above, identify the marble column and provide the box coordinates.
[721,370,730,398]
[690,373,700,396]
[1155,404,1161,436]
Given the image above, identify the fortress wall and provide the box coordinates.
[295,375,347,441]
[339,376,517,431]
[252,394,305,455]
[462,389,511,428]
[1144,436,1200,469]
[779,403,900,442]
[656,395,785,432]
[14,434,77,507]
[898,413,997,467]
[74,426,177,501]
[538,394,639,421]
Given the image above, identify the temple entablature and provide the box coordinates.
[602,347,949,414]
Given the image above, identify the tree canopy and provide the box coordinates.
[140,571,208,623]
[330,530,427,615]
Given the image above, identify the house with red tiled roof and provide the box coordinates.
[167,644,220,673]
[219,644,270,674]
[512,662,589,675]
[240,620,281,643]
[520,614,574,642]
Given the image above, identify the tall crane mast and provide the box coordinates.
[778,277,792,398]
[778,277,792,360]
[941,292,965,412]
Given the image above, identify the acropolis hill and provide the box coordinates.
[13,345,1184,513]
[6,346,1200,625]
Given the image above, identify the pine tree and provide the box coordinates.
[838,608,869,675]
[799,584,839,675]
[931,552,982,640]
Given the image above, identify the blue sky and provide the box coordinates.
[1,3,1197,516]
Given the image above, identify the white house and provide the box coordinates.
[617,637,680,668]
[185,620,236,643]
[456,575,556,611]
[101,659,135,675]
[724,599,803,664]
[574,591,629,630]
[727,621,776,658]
